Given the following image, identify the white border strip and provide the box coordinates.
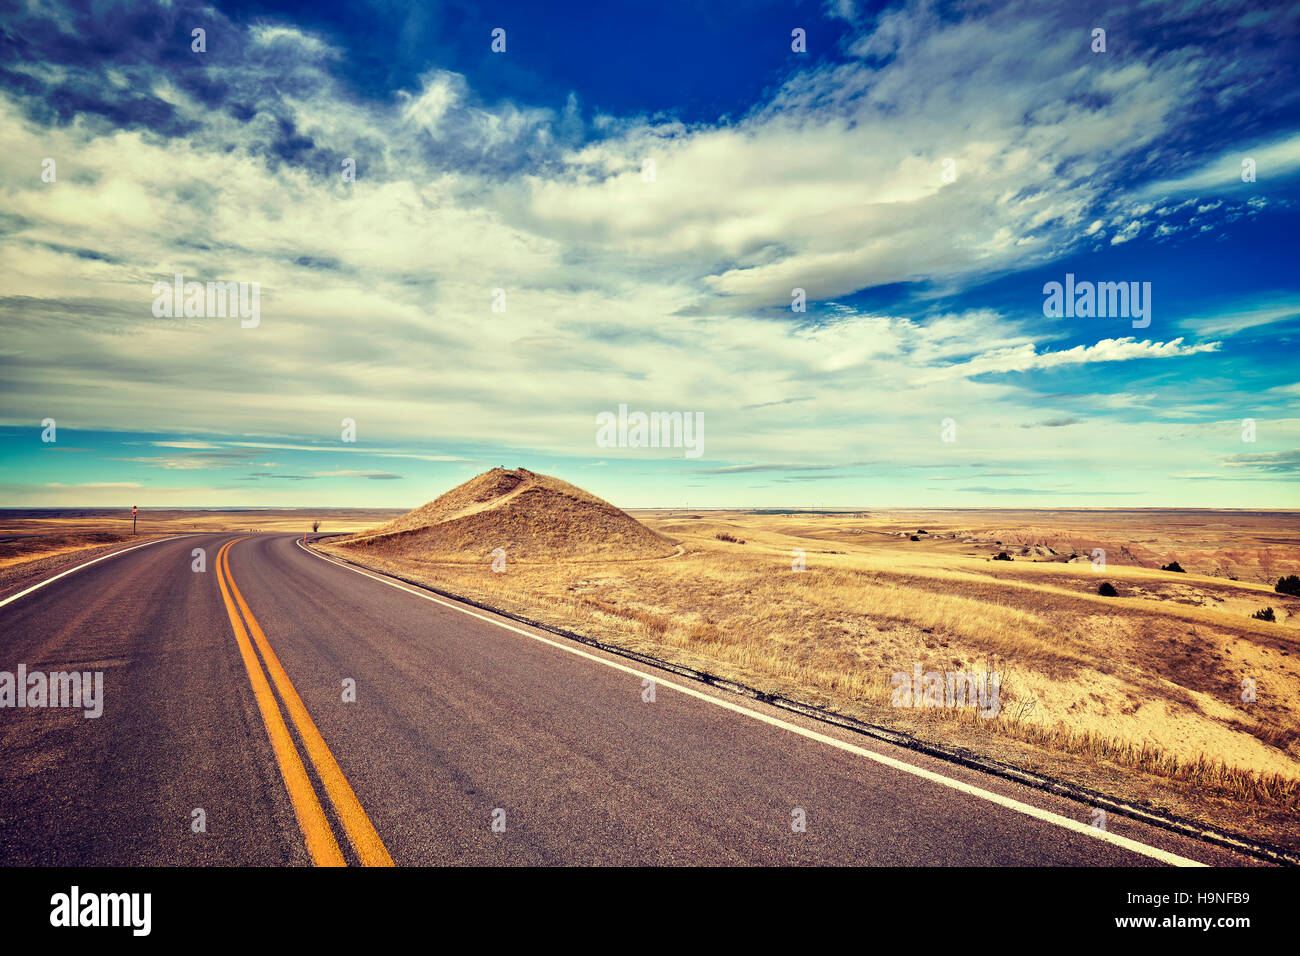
[0,534,195,610]
[296,540,1207,867]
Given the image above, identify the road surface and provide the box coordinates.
[0,533,1264,865]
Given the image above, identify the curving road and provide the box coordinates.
[0,533,1264,866]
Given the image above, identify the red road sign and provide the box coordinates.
[132,506,138,515]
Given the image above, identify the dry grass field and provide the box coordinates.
[0,508,407,587]
[5,491,1297,847]
[341,468,676,560]
[323,485,1300,848]
[0,508,406,538]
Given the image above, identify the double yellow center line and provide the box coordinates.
[216,537,394,867]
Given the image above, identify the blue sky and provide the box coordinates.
[1,0,1298,508]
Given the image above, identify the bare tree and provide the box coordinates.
[311,520,321,533]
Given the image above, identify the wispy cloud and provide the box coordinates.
[1222,448,1300,474]
[0,0,1295,507]
[311,470,405,480]
[914,338,1221,384]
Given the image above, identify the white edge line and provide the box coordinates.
[0,534,198,610]
[296,539,1208,868]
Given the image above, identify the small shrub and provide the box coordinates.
[715,532,745,544]
[993,551,1013,561]
[1098,582,1118,597]
[910,535,920,541]
[1252,607,1276,622]
[916,529,927,534]
[1276,575,1300,597]
[1161,561,1186,573]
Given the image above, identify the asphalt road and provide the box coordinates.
[0,533,1265,866]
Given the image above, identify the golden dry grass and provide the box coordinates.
[0,509,407,570]
[8,494,1297,844]
[0,531,137,569]
[340,467,675,560]
[325,497,1300,843]
[0,508,405,537]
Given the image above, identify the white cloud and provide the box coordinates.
[1139,132,1300,197]
[44,482,142,489]
[1180,297,1300,336]
[1110,221,1143,244]
[824,0,857,22]
[914,337,1221,384]
[0,0,1273,494]
[249,25,341,60]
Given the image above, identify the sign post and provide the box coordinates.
[132,505,138,535]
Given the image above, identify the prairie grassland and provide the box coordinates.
[0,508,406,538]
[324,508,1300,846]
[0,531,140,569]
[0,508,406,570]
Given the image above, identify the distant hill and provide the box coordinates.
[337,467,676,561]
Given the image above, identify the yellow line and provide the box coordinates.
[223,539,395,867]
[215,539,345,867]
